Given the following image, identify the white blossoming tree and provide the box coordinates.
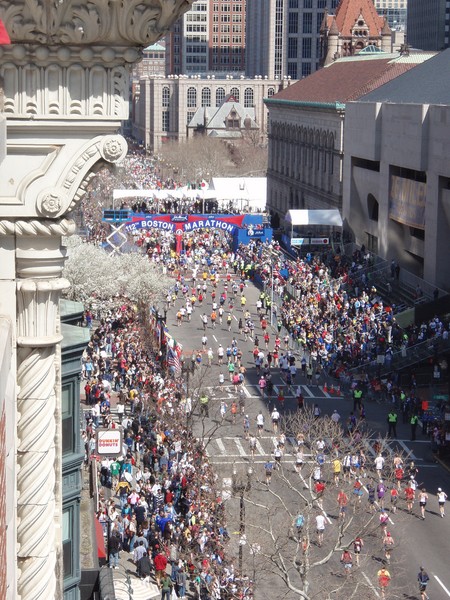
[62,235,171,305]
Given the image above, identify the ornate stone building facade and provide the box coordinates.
[320,0,392,66]
[0,2,192,599]
[132,75,281,151]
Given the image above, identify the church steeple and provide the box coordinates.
[321,0,389,65]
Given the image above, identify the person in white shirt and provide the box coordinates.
[256,411,265,437]
[374,454,385,478]
[331,410,341,423]
[437,488,447,517]
[316,514,326,546]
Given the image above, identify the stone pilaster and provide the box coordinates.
[12,219,75,600]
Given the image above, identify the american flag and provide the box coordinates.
[167,346,181,374]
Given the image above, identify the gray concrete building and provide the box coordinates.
[343,49,450,289]
[264,51,432,221]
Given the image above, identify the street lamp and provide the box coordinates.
[232,464,253,573]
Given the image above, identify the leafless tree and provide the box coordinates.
[230,408,411,600]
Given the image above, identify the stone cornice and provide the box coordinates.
[0,0,194,46]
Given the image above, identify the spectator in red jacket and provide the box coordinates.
[154,549,168,588]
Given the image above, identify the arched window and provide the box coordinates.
[187,87,197,108]
[367,194,379,221]
[244,87,254,108]
[162,86,170,108]
[229,87,240,102]
[201,87,211,107]
[267,87,275,97]
[216,87,225,106]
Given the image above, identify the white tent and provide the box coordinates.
[284,209,343,227]
[210,177,267,212]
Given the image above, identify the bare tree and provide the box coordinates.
[231,408,410,600]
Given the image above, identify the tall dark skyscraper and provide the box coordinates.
[245,0,339,79]
[407,0,450,50]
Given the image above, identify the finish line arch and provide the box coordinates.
[125,213,272,254]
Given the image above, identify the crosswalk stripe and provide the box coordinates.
[397,440,417,460]
[253,440,264,455]
[216,439,226,455]
[301,385,314,397]
[235,439,247,456]
[243,385,252,398]
[363,441,376,457]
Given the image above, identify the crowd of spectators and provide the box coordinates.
[85,300,253,599]
[234,241,449,388]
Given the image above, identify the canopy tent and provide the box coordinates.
[112,186,217,206]
[210,177,267,212]
[284,209,343,227]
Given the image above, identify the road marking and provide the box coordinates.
[302,385,314,397]
[256,440,265,455]
[235,438,247,456]
[363,441,376,457]
[243,386,251,398]
[397,440,417,460]
[433,574,450,597]
[362,572,380,597]
[213,334,218,343]
[216,439,226,455]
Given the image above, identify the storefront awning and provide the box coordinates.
[284,209,343,227]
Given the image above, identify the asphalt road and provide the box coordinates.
[165,274,450,600]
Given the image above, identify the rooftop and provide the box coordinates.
[266,53,436,107]
[358,48,450,104]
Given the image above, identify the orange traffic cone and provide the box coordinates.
[323,383,328,393]
[329,384,335,395]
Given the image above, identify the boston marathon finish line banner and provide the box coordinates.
[125,213,273,253]
[125,213,244,235]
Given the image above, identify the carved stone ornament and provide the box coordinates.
[100,135,128,164]
[0,0,194,46]
[37,188,67,218]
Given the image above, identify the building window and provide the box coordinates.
[216,87,225,106]
[288,37,298,59]
[367,194,379,221]
[317,12,324,33]
[229,87,240,102]
[201,87,211,107]
[303,12,312,34]
[289,0,299,7]
[227,111,240,129]
[302,38,312,58]
[187,87,197,108]
[303,0,312,7]
[162,111,169,132]
[63,507,73,579]
[267,87,275,97]
[301,62,311,77]
[288,62,298,78]
[318,0,327,6]
[244,87,254,107]
[62,384,74,455]
[288,12,298,34]
[162,86,170,108]
[187,110,195,125]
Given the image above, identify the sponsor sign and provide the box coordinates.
[96,428,123,456]
[291,237,307,246]
[310,237,329,245]
[125,214,245,235]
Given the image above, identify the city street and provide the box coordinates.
[165,273,450,600]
